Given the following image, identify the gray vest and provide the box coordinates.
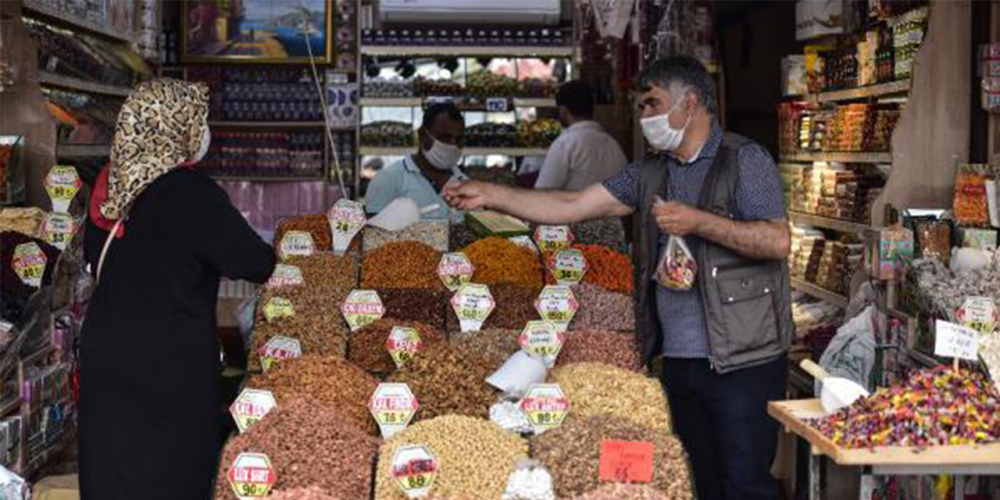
[634,133,794,374]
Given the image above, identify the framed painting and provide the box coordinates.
[182,0,333,64]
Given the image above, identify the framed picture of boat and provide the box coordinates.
[182,0,333,63]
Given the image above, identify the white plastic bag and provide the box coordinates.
[0,465,28,500]
[655,236,697,291]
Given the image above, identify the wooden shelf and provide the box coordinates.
[38,72,132,97]
[789,211,869,234]
[359,146,547,156]
[361,45,575,57]
[790,278,849,308]
[56,144,110,158]
[208,120,331,129]
[0,398,20,418]
[359,97,557,108]
[23,3,133,43]
[803,80,911,104]
[781,151,893,163]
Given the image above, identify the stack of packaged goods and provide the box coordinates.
[889,7,929,80]
[792,293,844,360]
[790,226,826,282]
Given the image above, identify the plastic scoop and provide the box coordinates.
[800,359,870,414]
[366,197,440,231]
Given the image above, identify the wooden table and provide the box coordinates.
[768,399,1000,500]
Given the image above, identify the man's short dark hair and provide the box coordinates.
[421,102,464,130]
[637,56,718,116]
[556,80,594,119]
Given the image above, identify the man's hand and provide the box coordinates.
[652,198,705,236]
[442,180,495,211]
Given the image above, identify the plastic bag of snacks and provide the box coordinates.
[655,236,697,291]
[953,164,991,227]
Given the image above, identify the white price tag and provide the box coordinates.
[486,98,510,112]
[549,249,588,285]
[519,384,570,434]
[278,231,315,260]
[533,225,574,253]
[369,383,419,438]
[12,242,46,288]
[534,285,579,332]
[258,336,302,371]
[227,453,276,499]
[229,389,277,434]
[958,297,997,335]
[266,264,304,289]
[935,320,979,361]
[386,326,424,369]
[44,165,81,213]
[329,199,366,255]
[341,290,386,331]
[450,284,496,333]
[390,445,438,499]
[518,320,564,367]
[42,212,76,251]
[437,252,475,292]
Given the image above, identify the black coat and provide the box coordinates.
[79,169,275,500]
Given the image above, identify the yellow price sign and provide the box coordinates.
[12,242,47,288]
[369,383,418,438]
[227,453,275,499]
[391,445,438,499]
[549,249,588,285]
[520,384,570,434]
[342,290,386,331]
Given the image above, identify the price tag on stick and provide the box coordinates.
[342,290,386,331]
[437,252,474,292]
[263,297,295,323]
[535,285,579,332]
[266,264,304,289]
[329,199,366,255]
[450,284,496,332]
[549,249,588,285]
[229,389,277,434]
[278,231,315,260]
[44,165,81,213]
[519,320,564,366]
[956,297,998,336]
[935,320,979,365]
[369,383,419,438]
[390,445,438,499]
[258,336,302,372]
[598,440,654,484]
[12,242,47,288]
[534,225,574,253]
[519,383,570,434]
[227,452,276,499]
[386,326,424,369]
[42,212,76,251]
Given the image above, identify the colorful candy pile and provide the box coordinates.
[810,367,1000,448]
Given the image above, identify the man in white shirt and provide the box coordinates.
[534,80,628,191]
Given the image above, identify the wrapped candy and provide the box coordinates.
[656,236,697,291]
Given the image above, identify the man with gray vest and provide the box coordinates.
[443,56,792,500]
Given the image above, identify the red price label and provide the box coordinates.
[598,440,654,483]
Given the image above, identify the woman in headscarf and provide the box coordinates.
[79,79,276,500]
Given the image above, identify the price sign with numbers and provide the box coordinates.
[44,165,81,213]
[533,225,574,253]
[390,445,438,499]
[369,383,419,438]
[266,264,304,289]
[598,440,654,483]
[258,336,302,372]
[386,326,424,369]
[42,212,76,251]
[935,320,979,361]
[956,297,998,336]
[12,242,47,288]
[450,284,495,333]
[519,320,564,366]
[329,199,366,255]
[437,252,475,292]
[229,389,277,434]
[278,231,315,260]
[519,384,570,434]
[535,285,579,332]
[227,452,276,499]
[263,297,295,323]
[549,249,588,285]
[342,290,386,331]
[485,97,510,112]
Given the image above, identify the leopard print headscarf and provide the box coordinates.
[100,78,210,220]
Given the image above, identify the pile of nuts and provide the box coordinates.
[275,214,333,252]
[348,319,445,377]
[387,342,497,420]
[373,415,529,500]
[550,244,633,294]
[571,219,628,253]
[268,487,344,500]
[532,414,692,499]
[463,237,544,290]
[570,484,679,500]
[550,362,671,433]
[362,241,444,290]
[450,328,522,375]
[249,310,350,370]
[285,253,360,292]
[215,397,378,500]
[247,355,380,435]
[363,221,449,253]
[558,330,644,373]
[569,284,636,332]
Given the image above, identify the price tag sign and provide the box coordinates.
[258,336,302,372]
[509,235,539,254]
[386,326,424,369]
[227,452,276,499]
[12,242,46,288]
[535,285,579,332]
[44,165,81,213]
[935,320,979,361]
[485,97,510,112]
[598,440,654,483]
[450,283,496,333]
[263,297,295,323]
[329,199,366,255]
[437,252,475,292]
[390,445,438,499]
[957,297,998,336]
[229,389,277,434]
[42,212,76,251]
[549,249,588,285]
[369,383,419,438]
[266,264,304,289]
[278,230,315,260]
[519,384,570,434]
[533,225,574,253]
[341,290,386,331]
[518,320,564,366]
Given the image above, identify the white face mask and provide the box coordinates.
[423,134,462,171]
[190,126,211,164]
[640,97,691,152]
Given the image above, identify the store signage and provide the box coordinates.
[519,383,569,434]
[258,336,302,372]
[229,388,277,434]
[390,445,438,499]
[42,212,76,251]
[534,285,579,332]
[266,264,304,289]
[44,165,81,213]
[533,225,573,253]
[549,249,588,285]
[935,320,979,361]
[369,383,419,438]
[278,231,315,260]
[341,290,386,331]
[518,320,564,366]
[957,297,998,336]
[508,235,539,254]
[330,199,366,255]
[227,452,276,499]
[598,440,654,483]
[485,98,509,112]
[386,326,424,369]
[12,242,46,288]
[437,252,475,292]
[450,283,495,333]
[263,297,295,323]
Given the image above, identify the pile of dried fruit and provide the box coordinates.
[387,342,497,420]
[446,283,538,332]
[450,328,522,375]
[810,366,1000,448]
[348,319,445,377]
[533,415,692,499]
[569,284,635,332]
[285,253,360,292]
[377,288,449,331]
[362,241,443,290]
[570,219,627,253]
[570,483,680,500]
[560,244,634,294]
[255,284,352,326]
[558,330,644,373]
[550,362,671,433]
[373,415,529,500]
[249,311,350,370]
[247,355,379,435]
[363,221,449,253]
[463,237,543,290]
[275,214,333,252]
[215,398,378,500]
[449,224,480,251]
[268,487,343,500]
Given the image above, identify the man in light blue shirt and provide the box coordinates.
[365,102,466,220]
